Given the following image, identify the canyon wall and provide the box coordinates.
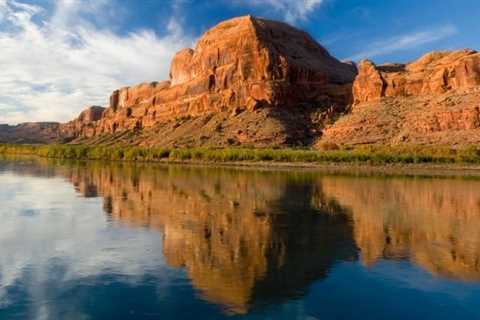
[2,16,357,147]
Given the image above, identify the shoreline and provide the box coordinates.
[3,145,480,177]
[145,159,480,177]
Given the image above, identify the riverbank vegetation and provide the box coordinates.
[1,144,480,165]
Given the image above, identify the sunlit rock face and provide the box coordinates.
[53,46,480,147]
[319,176,480,281]
[58,16,356,147]
[320,49,480,146]
[91,16,355,132]
[1,16,358,147]
[59,106,106,139]
[353,50,480,104]
[4,17,480,147]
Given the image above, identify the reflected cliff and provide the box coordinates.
[320,177,480,281]
[58,163,359,314]
[3,157,480,314]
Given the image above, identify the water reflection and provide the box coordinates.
[320,177,480,281]
[1,157,480,317]
[58,162,359,313]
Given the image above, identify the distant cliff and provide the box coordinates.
[0,122,61,144]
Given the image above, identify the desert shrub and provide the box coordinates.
[1,143,480,165]
[318,142,340,151]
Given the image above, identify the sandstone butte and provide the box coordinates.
[1,15,480,147]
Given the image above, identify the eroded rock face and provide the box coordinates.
[2,17,479,147]
[353,49,480,104]
[319,49,480,146]
[319,89,480,146]
[76,16,356,141]
[59,106,106,139]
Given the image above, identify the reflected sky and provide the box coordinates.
[1,157,480,319]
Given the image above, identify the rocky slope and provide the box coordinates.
[1,16,479,147]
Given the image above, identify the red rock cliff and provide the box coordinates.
[353,49,480,104]
[59,106,106,139]
[84,16,357,137]
[320,49,480,146]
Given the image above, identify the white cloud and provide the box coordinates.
[0,171,170,318]
[0,0,194,125]
[243,0,324,24]
[346,25,458,61]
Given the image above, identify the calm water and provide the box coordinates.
[1,157,480,319]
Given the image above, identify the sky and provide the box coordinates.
[0,0,478,124]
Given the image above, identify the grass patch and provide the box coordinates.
[0,143,479,165]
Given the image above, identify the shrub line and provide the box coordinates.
[2,144,480,165]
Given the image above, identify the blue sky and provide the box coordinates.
[108,0,479,63]
[0,0,479,124]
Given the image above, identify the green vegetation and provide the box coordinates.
[1,143,480,165]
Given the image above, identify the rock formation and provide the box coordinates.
[1,16,480,147]
[1,16,357,147]
[320,49,480,146]
[59,106,106,140]
[79,15,356,146]
[353,49,480,104]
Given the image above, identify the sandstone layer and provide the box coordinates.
[320,50,480,146]
[353,49,480,104]
[103,16,354,128]
[82,16,356,146]
[59,106,106,140]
